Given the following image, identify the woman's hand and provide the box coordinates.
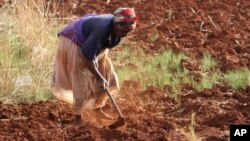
[97,78,108,90]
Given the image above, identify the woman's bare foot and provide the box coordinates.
[95,108,113,120]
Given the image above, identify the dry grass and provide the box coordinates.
[0,0,62,103]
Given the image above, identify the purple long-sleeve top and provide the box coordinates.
[58,14,120,60]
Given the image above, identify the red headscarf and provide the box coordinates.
[114,8,138,23]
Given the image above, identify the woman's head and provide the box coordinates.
[113,8,138,37]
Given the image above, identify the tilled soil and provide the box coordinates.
[1,0,249,140]
[1,83,249,140]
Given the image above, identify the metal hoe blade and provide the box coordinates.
[104,88,126,129]
[108,116,125,129]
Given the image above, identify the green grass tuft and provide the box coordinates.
[224,69,250,90]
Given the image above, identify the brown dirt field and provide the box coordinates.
[1,0,249,140]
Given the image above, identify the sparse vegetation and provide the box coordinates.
[0,0,62,103]
[114,46,249,96]
[179,113,202,141]
[201,53,217,72]
[114,46,188,98]
[224,69,250,90]
[193,71,221,92]
[150,32,159,42]
[165,9,174,20]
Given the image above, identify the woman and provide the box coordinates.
[53,7,138,125]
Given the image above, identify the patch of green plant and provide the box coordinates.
[150,32,159,42]
[165,9,174,20]
[35,89,55,102]
[223,69,250,90]
[114,46,249,100]
[114,47,187,98]
[201,53,217,72]
[193,71,221,92]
